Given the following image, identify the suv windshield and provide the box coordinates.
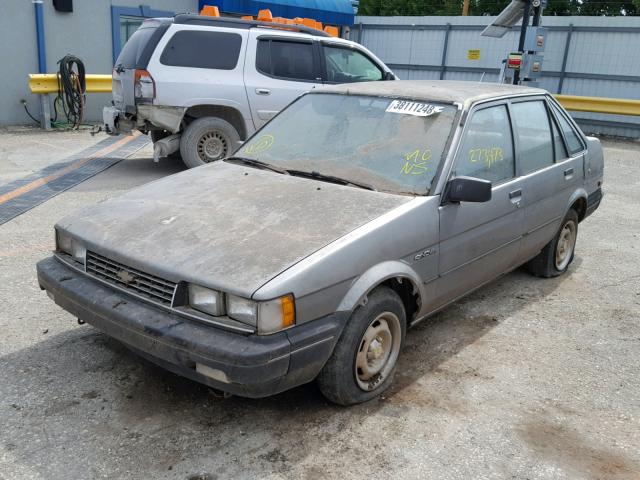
[235,93,457,195]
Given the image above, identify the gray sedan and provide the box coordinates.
[37,80,604,405]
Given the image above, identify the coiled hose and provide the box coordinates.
[53,54,86,128]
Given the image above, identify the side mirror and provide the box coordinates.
[383,71,395,81]
[445,176,492,203]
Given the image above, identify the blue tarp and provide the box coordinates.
[198,0,355,26]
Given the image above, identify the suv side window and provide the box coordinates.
[322,45,383,83]
[256,39,318,82]
[160,31,242,70]
[511,100,554,174]
[455,105,515,184]
[550,102,585,155]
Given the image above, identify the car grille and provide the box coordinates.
[85,251,177,305]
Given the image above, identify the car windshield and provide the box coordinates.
[235,93,457,195]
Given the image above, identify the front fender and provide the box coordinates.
[337,261,425,314]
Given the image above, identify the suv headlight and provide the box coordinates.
[227,294,295,335]
[55,229,86,264]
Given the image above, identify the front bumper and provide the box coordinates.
[37,256,346,398]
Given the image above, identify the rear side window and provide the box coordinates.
[160,31,242,70]
[322,45,383,82]
[551,112,568,161]
[550,103,584,155]
[455,105,515,184]
[116,25,159,68]
[256,39,318,81]
[511,100,554,174]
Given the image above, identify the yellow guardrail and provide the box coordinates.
[28,74,640,116]
[28,74,112,94]
[554,94,640,116]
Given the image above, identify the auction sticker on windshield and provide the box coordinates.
[386,100,444,117]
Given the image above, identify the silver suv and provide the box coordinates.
[103,14,395,168]
[42,81,603,405]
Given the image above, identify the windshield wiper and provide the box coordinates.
[224,156,287,174]
[285,170,376,191]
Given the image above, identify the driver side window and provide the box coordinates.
[322,45,383,83]
[454,105,515,185]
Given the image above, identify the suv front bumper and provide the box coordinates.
[37,256,346,398]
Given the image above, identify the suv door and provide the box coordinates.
[244,32,322,130]
[319,42,385,83]
[511,97,586,260]
[435,102,525,307]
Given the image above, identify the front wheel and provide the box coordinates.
[527,209,579,277]
[180,117,240,168]
[317,287,406,406]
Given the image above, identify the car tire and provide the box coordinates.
[527,209,579,278]
[317,286,406,406]
[180,117,240,168]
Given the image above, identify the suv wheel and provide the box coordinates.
[527,209,579,278]
[317,287,406,406]
[180,117,240,168]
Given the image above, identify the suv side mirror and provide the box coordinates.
[445,176,492,203]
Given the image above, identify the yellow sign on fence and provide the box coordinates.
[467,49,480,60]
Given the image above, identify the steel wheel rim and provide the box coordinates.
[555,219,577,270]
[355,312,401,392]
[197,131,228,163]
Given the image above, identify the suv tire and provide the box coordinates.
[317,287,406,406]
[180,117,240,168]
[527,209,579,278]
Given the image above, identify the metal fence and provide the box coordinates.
[351,15,640,138]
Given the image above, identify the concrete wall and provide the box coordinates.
[0,0,197,126]
[353,15,640,138]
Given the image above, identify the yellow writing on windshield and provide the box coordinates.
[401,148,432,175]
[245,134,275,155]
[469,147,504,169]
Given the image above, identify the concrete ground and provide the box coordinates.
[0,129,638,480]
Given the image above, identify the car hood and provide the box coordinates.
[58,162,412,297]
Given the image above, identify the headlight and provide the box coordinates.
[188,284,225,316]
[227,294,295,335]
[55,229,86,264]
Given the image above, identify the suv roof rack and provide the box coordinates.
[173,14,331,37]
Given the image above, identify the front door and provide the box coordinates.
[435,103,525,308]
[244,33,322,130]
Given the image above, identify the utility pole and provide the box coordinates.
[513,0,531,84]
[462,0,470,16]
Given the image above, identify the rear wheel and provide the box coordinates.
[317,287,406,406]
[180,117,240,168]
[527,209,579,277]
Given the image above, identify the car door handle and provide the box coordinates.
[509,189,522,199]
[564,167,574,178]
[255,88,271,95]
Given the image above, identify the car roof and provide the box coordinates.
[314,80,546,106]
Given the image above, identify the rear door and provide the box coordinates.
[244,31,323,129]
[511,97,586,260]
[435,102,525,307]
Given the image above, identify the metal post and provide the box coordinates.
[439,23,451,80]
[558,24,573,94]
[513,0,532,85]
[33,0,51,130]
[357,22,363,44]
